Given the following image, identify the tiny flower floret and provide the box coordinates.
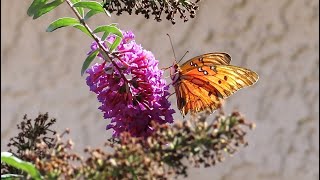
[86,31,175,137]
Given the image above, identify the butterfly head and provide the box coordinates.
[170,63,180,85]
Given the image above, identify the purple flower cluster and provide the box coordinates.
[86,31,175,137]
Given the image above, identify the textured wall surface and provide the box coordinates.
[1,0,319,179]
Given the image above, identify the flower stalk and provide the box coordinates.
[65,0,112,62]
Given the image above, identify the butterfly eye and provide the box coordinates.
[174,64,179,69]
[180,98,186,107]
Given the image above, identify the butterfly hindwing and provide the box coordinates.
[174,79,222,116]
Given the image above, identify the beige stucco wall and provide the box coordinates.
[1,0,319,179]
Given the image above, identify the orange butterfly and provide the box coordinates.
[170,53,259,116]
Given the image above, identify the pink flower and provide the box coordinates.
[86,31,175,137]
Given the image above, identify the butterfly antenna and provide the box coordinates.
[167,34,177,63]
[166,92,176,100]
[177,51,189,64]
[161,66,171,71]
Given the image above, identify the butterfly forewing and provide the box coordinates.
[179,53,231,72]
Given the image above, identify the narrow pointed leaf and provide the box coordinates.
[73,24,92,38]
[84,10,102,20]
[99,1,111,17]
[109,36,121,52]
[73,1,104,12]
[104,9,111,17]
[46,17,79,32]
[1,152,42,180]
[70,0,84,17]
[27,0,47,16]
[1,174,24,179]
[81,49,99,76]
[109,23,118,26]
[33,0,64,19]
[92,25,123,37]
[101,32,110,41]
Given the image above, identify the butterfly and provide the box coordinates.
[170,53,259,116]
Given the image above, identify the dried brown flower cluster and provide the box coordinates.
[103,0,201,24]
[25,137,82,179]
[7,113,57,155]
[1,113,57,175]
[1,113,81,179]
[84,110,254,179]
[1,111,255,179]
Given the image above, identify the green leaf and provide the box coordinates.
[1,174,24,179]
[109,23,118,26]
[99,24,118,41]
[92,25,123,37]
[73,1,104,12]
[70,0,84,17]
[101,32,110,41]
[1,152,42,180]
[46,17,79,32]
[33,0,64,19]
[104,9,111,17]
[27,0,47,16]
[99,1,111,17]
[73,24,92,38]
[84,10,102,20]
[81,49,99,76]
[109,36,121,52]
